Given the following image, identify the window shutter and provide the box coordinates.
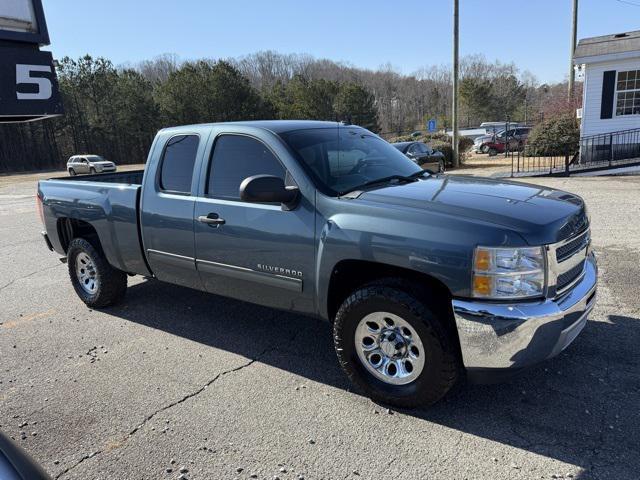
[600,70,616,119]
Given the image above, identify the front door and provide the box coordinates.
[194,133,316,314]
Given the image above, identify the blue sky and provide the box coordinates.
[44,0,639,83]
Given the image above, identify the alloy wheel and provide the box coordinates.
[354,312,426,385]
[75,252,99,294]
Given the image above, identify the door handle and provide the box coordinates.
[198,213,225,226]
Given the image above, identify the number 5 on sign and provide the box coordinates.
[16,64,52,100]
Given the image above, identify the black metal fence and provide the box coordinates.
[511,127,640,176]
[579,127,640,167]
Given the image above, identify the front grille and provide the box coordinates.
[556,230,589,262]
[557,260,585,292]
[558,213,589,241]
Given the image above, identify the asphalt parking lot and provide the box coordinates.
[1,172,639,480]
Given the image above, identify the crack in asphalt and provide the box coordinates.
[54,346,275,479]
[126,348,272,438]
[0,263,62,292]
[53,451,102,480]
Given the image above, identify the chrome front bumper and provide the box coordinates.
[452,252,597,382]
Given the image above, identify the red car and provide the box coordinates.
[486,127,531,156]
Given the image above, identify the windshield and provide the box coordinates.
[279,128,422,196]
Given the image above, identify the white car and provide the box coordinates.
[67,155,117,176]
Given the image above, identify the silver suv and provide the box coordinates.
[67,155,117,176]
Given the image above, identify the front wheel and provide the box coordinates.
[333,281,459,408]
[67,237,127,307]
[480,144,489,154]
[89,167,96,174]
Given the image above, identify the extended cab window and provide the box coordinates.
[160,135,199,194]
[208,135,285,200]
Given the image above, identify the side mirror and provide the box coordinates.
[239,175,300,210]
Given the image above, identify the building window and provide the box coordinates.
[615,70,640,116]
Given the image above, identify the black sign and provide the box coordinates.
[0,46,63,122]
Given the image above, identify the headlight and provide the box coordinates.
[472,246,546,299]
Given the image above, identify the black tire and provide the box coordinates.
[68,168,76,176]
[488,147,498,157]
[480,144,489,154]
[67,237,127,307]
[438,159,445,173]
[89,167,96,174]
[334,280,459,408]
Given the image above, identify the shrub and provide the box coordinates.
[388,134,414,143]
[527,114,580,156]
[426,135,473,165]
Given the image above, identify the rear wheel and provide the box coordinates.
[68,168,76,176]
[333,280,459,408]
[67,237,127,307]
[438,159,445,173]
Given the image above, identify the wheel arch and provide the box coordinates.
[327,259,456,328]
[57,217,103,254]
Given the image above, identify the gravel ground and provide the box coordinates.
[1,172,639,480]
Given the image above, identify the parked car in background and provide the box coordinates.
[474,129,505,153]
[392,141,446,172]
[476,127,532,155]
[480,121,522,133]
[67,155,117,176]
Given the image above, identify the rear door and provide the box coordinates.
[193,131,316,313]
[140,129,210,290]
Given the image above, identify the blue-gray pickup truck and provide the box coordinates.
[37,120,597,407]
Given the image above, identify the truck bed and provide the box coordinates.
[51,169,144,185]
[38,170,151,277]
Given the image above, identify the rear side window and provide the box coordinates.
[207,135,285,200]
[159,135,199,194]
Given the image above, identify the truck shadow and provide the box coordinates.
[108,279,639,480]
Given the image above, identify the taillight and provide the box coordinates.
[36,191,44,225]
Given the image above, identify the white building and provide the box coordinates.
[574,31,640,137]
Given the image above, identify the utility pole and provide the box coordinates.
[452,0,460,167]
[568,0,579,100]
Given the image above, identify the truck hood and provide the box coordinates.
[92,161,114,166]
[356,175,588,245]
